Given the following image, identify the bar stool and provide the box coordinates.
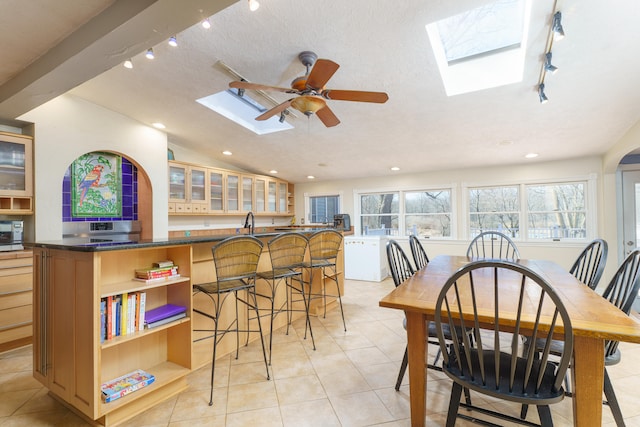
[304,229,346,332]
[192,235,270,406]
[256,232,311,364]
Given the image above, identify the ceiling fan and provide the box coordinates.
[228,51,389,127]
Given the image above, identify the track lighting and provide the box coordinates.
[145,48,154,59]
[544,52,558,74]
[237,88,245,97]
[249,0,260,11]
[201,18,211,29]
[168,36,177,47]
[279,112,286,123]
[552,11,565,40]
[538,83,548,104]
[123,59,133,69]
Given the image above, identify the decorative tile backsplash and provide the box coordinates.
[63,156,138,222]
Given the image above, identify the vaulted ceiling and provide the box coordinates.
[2,0,640,183]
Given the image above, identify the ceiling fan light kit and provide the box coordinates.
[228,50,389,127]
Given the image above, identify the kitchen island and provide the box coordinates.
[31,230,344,426]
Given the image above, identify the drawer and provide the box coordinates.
[168,202,176,213]
[0,304,32,329]
[0,324,32,346]
[0,291,31,310]
[0,258,33,270]
[0,272,32,294]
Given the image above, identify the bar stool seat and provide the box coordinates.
[256,232,312,363]
[192,235,270,406]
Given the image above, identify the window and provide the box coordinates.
[469,186,520,238]
[468,181,589,240]
[405,190,452,237]
[309,194,340,224]
[360,192,399,235]
[527,183,586,239]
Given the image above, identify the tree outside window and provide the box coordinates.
[360,193,399,235]
[469,186,520,238]
[527,183,586,239]
[405,190,451,237]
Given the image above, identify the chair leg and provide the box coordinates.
[300,277,316,350]
[395,346,408,391]
[520,404,529,420]
[446,382,463,427]
[604,368,626,427]
[536,405,553,427]
[234,291,240,359]
[248,288,270,381]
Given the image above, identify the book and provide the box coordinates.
[106,295,113,340]
[100,299,106,343]
[135,266,178,279]
[153,260,174,268]
[138,292,146,332]
[101,369,155,403]
[144,303,187,324]
[133,274,181,284]
[121,292,128,336]
[145,311,187,329]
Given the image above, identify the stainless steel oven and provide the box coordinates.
[0,220,23,251]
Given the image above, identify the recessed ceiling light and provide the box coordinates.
[525,152,538,158]
[152,122,165,129]
[123,59,133,69]
[168,36,178,47]
[270,170,278,174]
[222,150,232,156]
[498,140,513,146]
[390,166,400,171]
[307,175,315,179]
[202,18,211,29]
[145,48,154,59]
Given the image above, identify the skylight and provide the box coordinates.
[426,0,532,96]
[196,89,293,135]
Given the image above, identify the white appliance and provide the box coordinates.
[344,235,389,282]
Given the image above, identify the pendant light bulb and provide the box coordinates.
[145,48,154,59]
[249,0,260,11]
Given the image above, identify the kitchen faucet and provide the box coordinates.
[243,211,254,235]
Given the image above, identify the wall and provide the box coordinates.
[295,156,605,274]
[20,94,169,241]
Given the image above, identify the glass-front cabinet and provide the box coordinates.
[242,176,254,212]
[0,132,33,213]
[226,173,240,213]
[168,161,208,214]
[267,180,277,213]
[255,177,266,213]
[208,169,224,213]
[278,181,288,213]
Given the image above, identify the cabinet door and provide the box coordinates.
[0,132,33,197]
[242,176,254,212]
[255,178,266,213]
[189,167,207,206]
[267,180,277,213]
[278,182,288,213]
[168,163,187,203]
[226,173,240,212]
[209,169,224,213]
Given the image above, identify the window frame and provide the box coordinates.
[304,191,343,225]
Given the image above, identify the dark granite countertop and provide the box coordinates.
[28,229,333,252]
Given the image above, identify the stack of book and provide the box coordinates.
[101,369,155,403]
[134,260,179,283]
[101,291,147,341]
[144,303,187,329]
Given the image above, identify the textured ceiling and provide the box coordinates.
[2,0,640,183]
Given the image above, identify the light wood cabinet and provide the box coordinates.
[33,245,192,426]
[169,161,293,217]
[0,132,33,214]
[0,250,33,352]
[168,161,208,214]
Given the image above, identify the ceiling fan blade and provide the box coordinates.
[322,89,389,103]
[306,59,339,90]
[255,99,293,121]
[315,105,340,127]
[229,80,295,94]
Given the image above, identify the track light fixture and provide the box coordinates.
[552,11,565,40]
[145,48,154,59]
[123,59,133,69]
[202,18,211,29]
[168,36,178,47]
[279,112,286,123]
[544,52,558,74]
[237,88,245,97]
[249,0,260,11]
[538,83,548,104]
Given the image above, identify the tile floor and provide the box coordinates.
[2,278,640,426]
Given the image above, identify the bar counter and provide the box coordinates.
[31,229,344,426]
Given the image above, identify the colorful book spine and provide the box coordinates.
[138,292,146,331]
[121,292,128,336]
[106,295,113,340]
[100,299,106,343]
[101,369,155,403]
[135,266,178,279]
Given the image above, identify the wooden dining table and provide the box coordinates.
[379,255,640,427]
